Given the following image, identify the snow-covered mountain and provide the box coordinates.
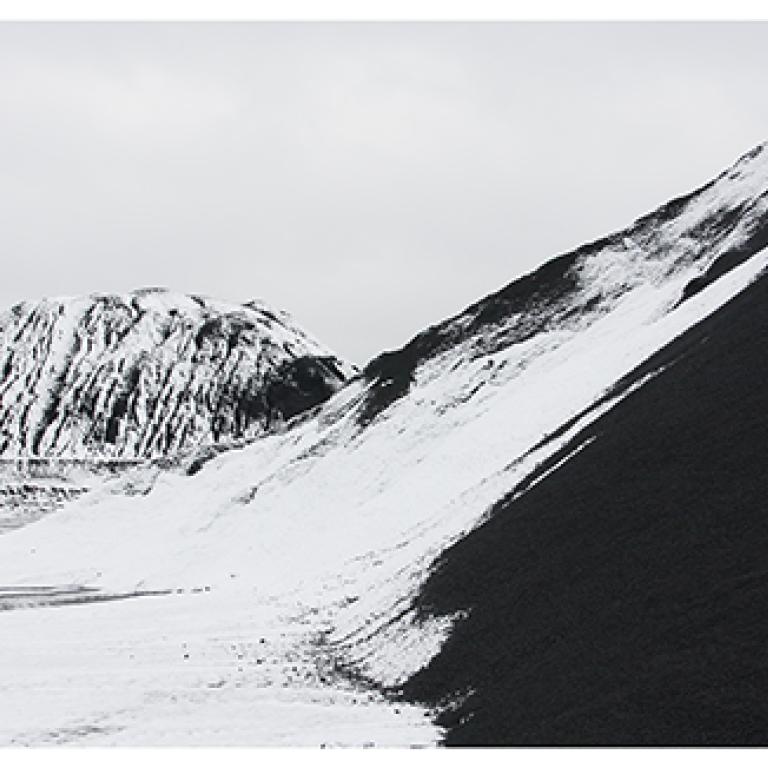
[0,141,766,746]
[0,288,353,460]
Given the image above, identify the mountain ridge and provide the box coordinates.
[358,141,768,425]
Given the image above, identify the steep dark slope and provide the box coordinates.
[403,265,768,745]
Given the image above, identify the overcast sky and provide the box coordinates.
[0,22,766,363]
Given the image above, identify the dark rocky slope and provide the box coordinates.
[403,263,768,745]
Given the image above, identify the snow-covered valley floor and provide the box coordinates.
[0,585,439,746]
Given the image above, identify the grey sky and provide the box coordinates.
[0,22,766,364]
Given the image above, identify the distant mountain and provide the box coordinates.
[0,288,353,459]
[0,142,766,746]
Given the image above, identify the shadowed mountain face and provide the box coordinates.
[0,289,352,459]
[403,266,768,746]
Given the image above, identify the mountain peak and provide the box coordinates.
[0,289,352,459]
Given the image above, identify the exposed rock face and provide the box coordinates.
[0,288,353,459]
